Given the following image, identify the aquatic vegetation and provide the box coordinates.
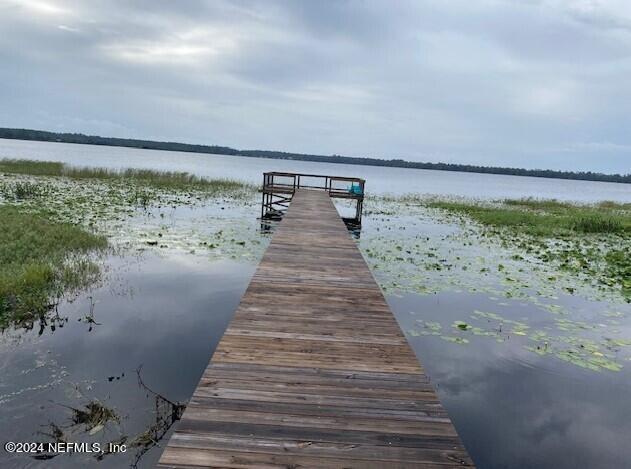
[363,224,626,309]
[0,158,255,193]
[34,398,121,461]
[0,165,266,465]
[505,197,631,213]
[407,307,631,372]
[68,400,120,433]
[35,367,186,467]
[0,205,107,329]
[360,194,631,373]
[605,250,631,297]
[571,216,624,234]
[428,199,630,235]
[424,198,631,300]
[440,335,469,344]
[524,335,624,372]
[0,169,264,258]
[40,422,66,444]
[0,159,64,176]
[0,180,49,200]
[454,320,470,330]
[77,297,101,332]
[0,162,267,331]
[121,368,186,467]
[411,320,442,336]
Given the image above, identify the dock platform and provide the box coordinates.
[158,189,473,468]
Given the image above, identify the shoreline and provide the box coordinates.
[1,128,629,184]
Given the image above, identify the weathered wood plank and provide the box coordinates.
[158,189,473,468]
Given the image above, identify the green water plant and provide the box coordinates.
[0,158,254,193]
[427,198,631,299]
[0,205,107,328]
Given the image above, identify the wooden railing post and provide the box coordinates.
[260,172,364,227]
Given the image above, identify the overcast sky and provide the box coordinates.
[1,0,630,173]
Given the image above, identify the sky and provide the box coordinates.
[0,0,630,173]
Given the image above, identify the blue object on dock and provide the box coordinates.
[349,183,363,195]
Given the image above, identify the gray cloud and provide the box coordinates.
[0,0,630,172]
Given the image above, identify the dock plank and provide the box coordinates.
[158,189,473,468]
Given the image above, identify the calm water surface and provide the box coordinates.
[2,138,630,201]
[1,138,630,468]
[0,254,255,468]
[357,206,631,469]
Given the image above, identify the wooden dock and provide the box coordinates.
[158,189,473,468]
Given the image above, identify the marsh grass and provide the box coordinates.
[0,181,48,200]
[605,250,631,296]
[0,205,107,328]
[571,216,624,234]
[0,158,253,193]
[69,400,120,431]
[502,198,577,211]
[598,200,631,210]
[0,159,64,175]
[429,199,630,236]
[428,197,631,298]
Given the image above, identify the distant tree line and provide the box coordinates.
[1,127,629,184]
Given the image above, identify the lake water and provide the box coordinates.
[1,138,630,201]
[0,253,255,469]
[1,138,630,468]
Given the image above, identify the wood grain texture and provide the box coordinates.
[158,189,473,468]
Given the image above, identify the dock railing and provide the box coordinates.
[261,172,365,227]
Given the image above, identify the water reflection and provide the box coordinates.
[390,292,631,469]
[1,158,629,468]
[0,253,255,468]
[259,220,280,235]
